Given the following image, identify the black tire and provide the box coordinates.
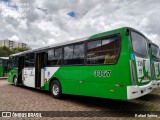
[50,80,62,99]
[13,76,18,86]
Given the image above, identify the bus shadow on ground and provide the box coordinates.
[136,93,160,102]
[63,95,148,111]
[13,84,158,112]
[63,95,159,117]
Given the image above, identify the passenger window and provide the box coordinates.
[102,36,120,64]
[64,43,85,65]
[73,44,85,64]
[87,40,101,64]
[54,48,62,65]
[25,53,35,67]
[47,49,54,66]
[64,45,73,65]
[87,35,120,64]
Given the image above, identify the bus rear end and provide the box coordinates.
[127,29,153,99]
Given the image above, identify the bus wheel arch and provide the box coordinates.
[13,75,18,86]
[49,77,62,99]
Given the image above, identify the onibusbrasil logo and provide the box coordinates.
[0,2,30,20]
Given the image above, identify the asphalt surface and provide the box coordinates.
[0,79,159,120]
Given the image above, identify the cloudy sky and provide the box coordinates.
[0,0,160,49]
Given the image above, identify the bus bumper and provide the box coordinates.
[127,81,153,99]
[152,80,158,88]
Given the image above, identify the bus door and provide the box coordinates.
[35,52,47,88]
[18,56,24,84]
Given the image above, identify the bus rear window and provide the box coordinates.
[131,31,148,57]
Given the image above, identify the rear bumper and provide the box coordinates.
[152,80,158,88]
[127,81,153,99]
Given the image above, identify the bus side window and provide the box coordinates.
[25,53,35,67]
[47,48,62,66]
[64,45,73,65]
[87,40,101,64]
[72,43,85,64]
[102,36,120,64]
[54,48,62,65]
[87,35,120,65]
[47,49,54,66]
[104,54,111,64]
[63,43,85,65]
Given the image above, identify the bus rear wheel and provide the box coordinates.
[14,76,18,86]
[50,80,62,99]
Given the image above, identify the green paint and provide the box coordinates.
[7,68,18,83]
[0,66,4,77]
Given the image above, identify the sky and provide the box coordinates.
[0,0,160,49]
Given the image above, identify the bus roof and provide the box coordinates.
[0,57,9,60]
[150,42,159,48]
[9,27,134,57]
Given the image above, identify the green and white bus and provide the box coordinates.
[149,42,160,88]
[0,57,9,77]
[7,27,153,100]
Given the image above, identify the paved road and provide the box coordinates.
[0,79,160,119]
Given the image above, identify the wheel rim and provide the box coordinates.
[14,78,17,85]
[52,84,59,96]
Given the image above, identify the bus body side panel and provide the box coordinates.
[43,28,131,100]
[22,67,35,88]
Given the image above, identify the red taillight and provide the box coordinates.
[132,91,138,94]
[130,61,137,85]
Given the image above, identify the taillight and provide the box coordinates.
[130,61,137,85]
[151,66,155,79]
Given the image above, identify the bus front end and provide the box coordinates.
[155,48,160,87]
[127,29,153,99]
[150,43,160,88]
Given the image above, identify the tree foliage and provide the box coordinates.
[0,46,29,57]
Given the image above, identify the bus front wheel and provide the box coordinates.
[50,80,62,99]
[14,76,18,86]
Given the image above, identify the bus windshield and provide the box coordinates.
[151,44,159,59]
[7,57,17,70]
[131,31,148,57]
